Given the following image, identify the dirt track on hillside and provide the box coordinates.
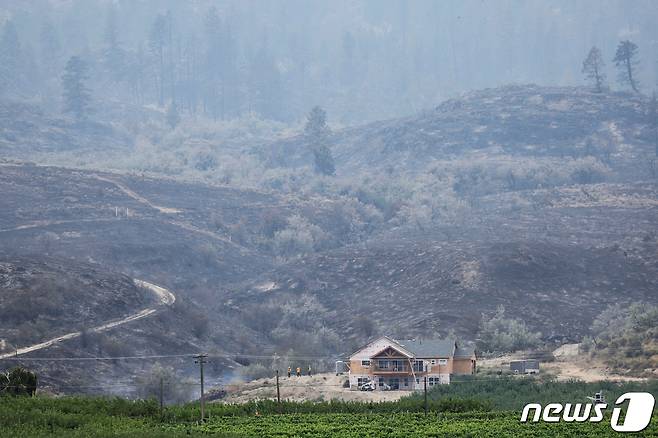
[0,280,175,360]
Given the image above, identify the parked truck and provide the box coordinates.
[510,359,540,374]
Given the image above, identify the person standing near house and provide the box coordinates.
[307,365,312,376]
[296,366,301,377]
[287,366,291,378]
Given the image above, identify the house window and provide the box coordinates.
[415,378,420,384]
[438,359,448,365]
[357,377,370,387]
[413,360,424,372]
[431,359,436,365]
[378,377,384,387]
[361,360,371,367]
[378,360,389,369]
[403,378,409,387]
[389,378,400,390]
[428,377,440,386]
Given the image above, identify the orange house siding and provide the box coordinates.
[452,358,476,374]
[350,360,372,374]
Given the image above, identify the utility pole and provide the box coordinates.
[276,370,281,404]
[159,376,164,419]
[194,354,208,422]
[424,376,428,416]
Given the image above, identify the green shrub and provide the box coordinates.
[476,305,542,353]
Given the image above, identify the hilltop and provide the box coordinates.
[268,85,654,180]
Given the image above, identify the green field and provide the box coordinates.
[2,397,657,437]
[413,376,658,410]
[2,405,656,437]
[2,378,657,437]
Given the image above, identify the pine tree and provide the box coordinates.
[103,4,125,82]
[304,106,335,176]
[304,106,331,140]
[582,46,606,92]
[39,19,61,76]
[21,43,39,96]
[250,43,284,120]
[203,7,224,120]
[613,40,639,92]
[62,56,92,120]
[0,20,21,96]
[312,145,336,176]
[166,101,180,129]
[149,14,168,106]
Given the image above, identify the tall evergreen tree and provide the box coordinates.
[166,101,180,129]
[103,4,125,82]
[21,43,39,96]
[613,40,639,92]
[304,106,335,176]
[62,56,92,120]
[250,43,284,120]
[582,46,606,92]
[203,7,224,120]
[39,19,61,75]
[340,31,356,87]
[0,20,21,96]
[127,44,147,105]
[149,13,168,106]
[312,144,336,176]
[304,106,331,139]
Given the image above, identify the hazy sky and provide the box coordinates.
[1,0,657,123]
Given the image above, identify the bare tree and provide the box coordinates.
[582,46,606,92]
[613,40,639,92]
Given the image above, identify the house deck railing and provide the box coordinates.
[373,364,411,373]
[372,362,427,373]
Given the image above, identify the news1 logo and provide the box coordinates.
[520,392,655,432]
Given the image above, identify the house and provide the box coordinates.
[510,359,540,374]
[348,336,476,390]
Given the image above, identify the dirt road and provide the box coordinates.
[218,373,407,403]
[93,174,182,214]
[92,174,247,250]
[0,279,175,359]
[478,344,648,382]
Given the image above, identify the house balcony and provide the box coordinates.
[372,364,424,374]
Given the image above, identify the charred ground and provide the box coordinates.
[0,85,656,390]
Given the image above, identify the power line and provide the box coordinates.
[0,353,195,361]
[2,382,200,390]
[0,352,345,362]
[2,346,653,363]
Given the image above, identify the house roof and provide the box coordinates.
[348,336,406,360]
[454,344,476,359]
[349,336,475,360]
[370,344,413,359]
[398,338,457,358]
